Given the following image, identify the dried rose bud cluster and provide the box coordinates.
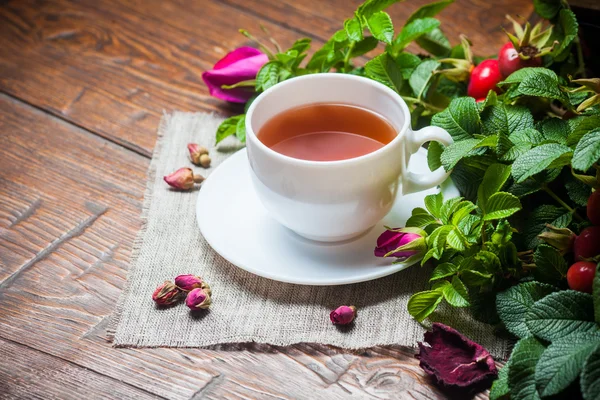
[163,143,212,190]
[152,274,212,310]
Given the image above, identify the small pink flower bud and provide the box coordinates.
[152,281,181,306]
[187,143,209,165]
[374,228,425,259]
[174,274,210,292]
[164,167,204,190]
[330,305,356,325]
[185,288,212,310]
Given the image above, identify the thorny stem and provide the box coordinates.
[541,184,584,222]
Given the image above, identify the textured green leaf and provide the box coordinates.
[509,128,546,146]
[235,115,246,142]
[525,290,597,341]
[409,59,440,98]
[357,0,405,19]
[344,17,363,42]
[518,72,568,102]
[535,333,600,397]
[496,282,558,339]
[415,27,450,56]
[406,208,438,228]
[552,9,578,59]
[523,205,572,249]
[407,290,443,322]
[481,104,534,137]
[483,192,521,221]
[445,276,469,307]
[568,115,600,146]
[424,193,444,218]
[450,161,484,201]
[533,0,562,19]
[427,141,444,171]
[365,53,404,92]
[478,163,512,213]
[350,36,379,57]
[572,128,600,172]
[216,114,245,144]
[581,344,600,400]
[499,67,557,86]
[533,244,568,285]
[490,362,511,400]
[366,11,394,44]
[538,118,569,144]
[508,337,546,400]
[566,176,592,206]
[392,17,440,52]
[429,263,458,281]
[512,143,572,183]
[446,227,466,251]
[439,138,480,171]
[431,97,480,141]
[395,52,422,79]
[450,201,477,225]
[256,61,290,91]
[405,0,453,25]
[439,196,464,224]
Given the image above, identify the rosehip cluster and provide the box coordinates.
[163,143,212,190]
[152,274,212,310]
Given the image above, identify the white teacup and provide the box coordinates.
[245,74,453,242]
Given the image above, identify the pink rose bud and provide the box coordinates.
[185,288,212,310]
[174,274,210,292]
[187,143,209,166]
[202,47,268,103]
[330,305,356,325]
[164,167,204,190]
[374,228,424,259]
[152,281,181,306]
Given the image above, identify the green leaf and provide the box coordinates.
[235,115,246,142]
[512,143,573,183]
[357,0,405,20]
[428,225,452,259]
[288,38,312,55]
[568,115,600,146]
[450,161,485,201]
[533,0,563,19]
[525,290,598,341]
[439,196,464,224]
[483,192,521,221]
[535,333,600,397]
[446,227,467,251]
[481,104,535,137]
[427,141,444,171]
[552,9,578,59]
[405,0,453,25]
[496,282,558,339]
[216,114,245,144]
[392,18,440,53]
[407,290,443,322]
[509,128,545,146]
[478,163,512,212]
[395,52,422,79]
[366,11,394,44]
[507,337,546,400]
[344,17,363,42]
[440,138,480,170]
[364,53,404,93]
[350,36,379,57]
[424,193,444,219]
[566,176,593,206]
[406,208,438,228]
[518,71,569,103]
[431,97,480,141]
[581,345,600,400]
[441,276,469,307]
[533,245,568,285]
[523,205,572,249]
[492,219,512,246]
[572,128,600,172]
[409,60,440,98]
[430,262,458,281]
[416,27,451,56]
[538,118,569,144]
[499,67,557,86]
[594,267,600,324]
[490,362,511,400]
[256,61,287,91]
[450,201,477,225]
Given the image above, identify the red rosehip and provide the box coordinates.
[497,42,542,78]
[467,59,502,100]
[587,190,600,226]
[574,226,600,261]
[567,261,596,293]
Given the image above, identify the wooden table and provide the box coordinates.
[0,1,530,398]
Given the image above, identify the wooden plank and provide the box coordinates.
[0,337,162,400]
[223,0,534,57]
[0,0,314,156]
[0,94,492,399]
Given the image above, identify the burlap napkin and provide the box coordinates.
[109,112,509,358]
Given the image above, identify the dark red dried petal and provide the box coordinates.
[416,323,497,392]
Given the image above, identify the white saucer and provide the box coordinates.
[196,148,459,286]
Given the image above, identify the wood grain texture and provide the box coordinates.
[0,95,494,399]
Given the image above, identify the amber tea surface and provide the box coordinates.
[257,103,397,161]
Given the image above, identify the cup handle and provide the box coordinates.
[402,126,454,195]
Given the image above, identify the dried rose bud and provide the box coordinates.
[185,288,212,310]
[330,305,356,325]
[199,154,211,168]
[164,167,204,190]
[174,274,211,292]
[187,143,209,165]
[152,280,181,306]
